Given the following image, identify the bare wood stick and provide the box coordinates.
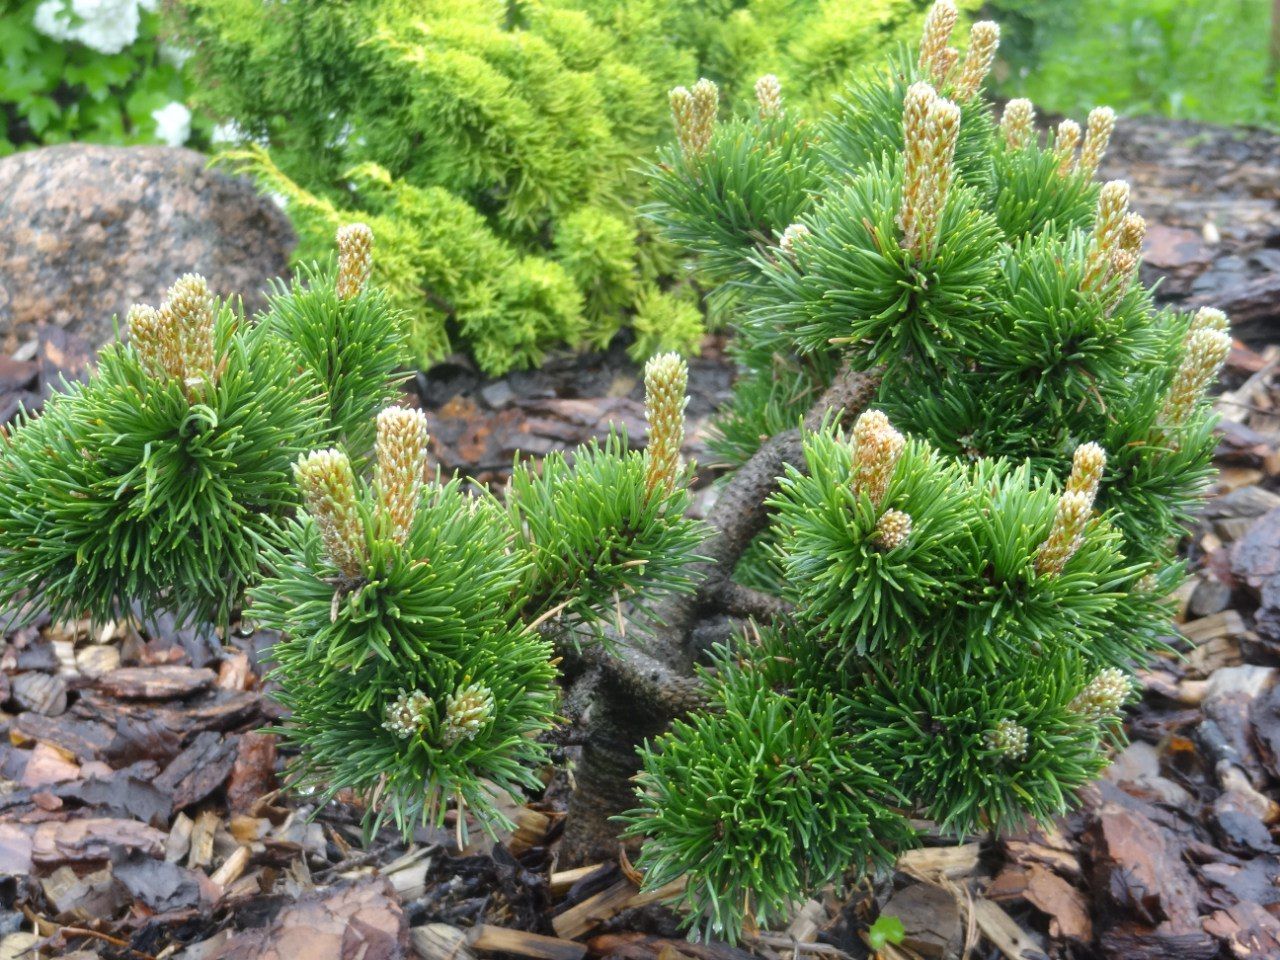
[549,863,605,897]
[468,925,587,960]
[552,879,637,939]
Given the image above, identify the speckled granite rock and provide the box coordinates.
[0,144,295,353]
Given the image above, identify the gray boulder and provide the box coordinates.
[0,144,294,352]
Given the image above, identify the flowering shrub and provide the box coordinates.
[1,0,197,153]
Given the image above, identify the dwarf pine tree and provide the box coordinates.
[624,0,1231,939]
[251,354,705,838]
[0,227,404,628]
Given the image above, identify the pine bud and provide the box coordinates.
[1188,306,1229,335]
[376,406,430,545]
[755,73,783,120]
[1000,98,1036,150]
[669,87,697,155]
[692,77,719,130]
[294,449,368,580]
[1035,490,1091,577]
[1104,248,1138,310]
[1078,106,1116,179]
[1118,212,1146,257]
[778,222,811,259]
[1052,119,1081,175]
[383,688,433,739]
[127,304,180,381]
[1082,181,1130,291]
[919,0,959,84]
[670,79,719,158]
[852,410,905,509]
[1071,667,1131,720]
[935,47,959,81]
[644,353,689,496]
[873,509,913,549]
[1160,327,1231,428]
[900,84,961,261]
[336,223,374,301]
[1094,181,1130,253]
[162,274,217,390]
[986,719,1029,759]
[1065,442,1107,506]
[441,680,494,746]
[902,81,935,160]
[953,21,1000,102]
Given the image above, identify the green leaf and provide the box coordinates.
[867,914,906,950]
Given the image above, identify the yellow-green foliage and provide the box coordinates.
[628,286,705,363]
[175,0,943,374]
[646,0,983,112]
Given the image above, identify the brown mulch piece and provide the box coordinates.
[1,115,1280,960]
[416,337,735,488]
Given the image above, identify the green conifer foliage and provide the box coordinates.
[629,1,1229,938]
[253,354,706,838]
[0,229,406,628]
[171,0,944,373]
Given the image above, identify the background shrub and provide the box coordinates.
[170,0,952,374]
[988,0,1280,127]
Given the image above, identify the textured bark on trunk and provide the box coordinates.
[556,366,883,865]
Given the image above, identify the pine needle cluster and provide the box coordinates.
[252,355,706,837]
[0,228,406,628]
[630,1,1229,939]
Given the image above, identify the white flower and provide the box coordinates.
[211,121,245,145]
[151,102,192,147]
[159,43,194,69]
[32,0,144,56]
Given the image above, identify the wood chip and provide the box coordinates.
[11,672,67,716]
[552,879,636,939]
[625,876,687,910]
[217,651,254,691]
[187,809,219,869]
[207,876,405,959]
[1181,610,1247,646]
[412,924,477,960]
[508,807,551,857]
[987,865,1091,942]
[30,818,165,865]
[211,845,251,889]
[75,644,121,678]
[95,665,216,699]
[40,865,121,919]
[469,925,587,960]
[881,883,960,959]
[20,742,80,787]
[898,843,981,881]
[166,812,194,863]
[155,731,240,809]
[785,900,826,945]
[549,864,603,898]
[971,897,1043,960]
